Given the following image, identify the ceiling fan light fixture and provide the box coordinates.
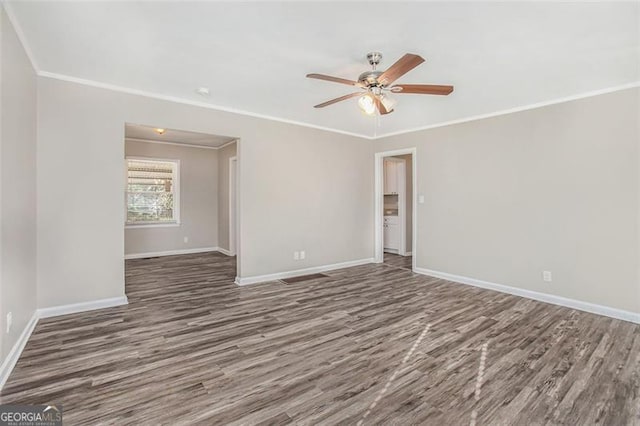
[380,94,397,112]
[307,52,453,114]
[358,94,376,115]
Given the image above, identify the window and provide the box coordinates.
[126,158,179,225]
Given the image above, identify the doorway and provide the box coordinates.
[122,123,240,287]
[374,148,416,271]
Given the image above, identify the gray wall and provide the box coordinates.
[36,77,374,308]
[217,141,237,253]
[0,6,37,360]
[375,88,640,313]
[124,139,219,256]
[36,78,639,315]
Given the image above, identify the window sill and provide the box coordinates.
[125,222,181,229]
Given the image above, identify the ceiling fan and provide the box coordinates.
[307,52,453,115]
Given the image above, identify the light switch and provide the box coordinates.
[418,195,425,204]
[300,251,306,260]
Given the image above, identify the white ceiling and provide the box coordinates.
[7,1,640,138]
[125,123,236,148]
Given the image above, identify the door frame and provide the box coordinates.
[374,148,417,271]
[229,156,238,256]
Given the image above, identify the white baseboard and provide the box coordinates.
[0,312,38,390]
[236,258,375,286]
[1,296,130,391]
[217,247,233,256]
[403,251,413,256]
[124,247,222,259]
[38,296,129,319]
[414,267,640,324]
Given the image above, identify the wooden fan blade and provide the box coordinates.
[373,95,392,115]
[391,84,454,95]
[378,54,425,86]
[306,73,360,87]
[314,92,363,108]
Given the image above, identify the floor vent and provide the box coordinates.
[281,273,330,284]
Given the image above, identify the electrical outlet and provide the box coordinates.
[183,236,189,243]
[300,250,306,260]
[6,312,12,333]
[293,251,299,260]
[542,271,552,282]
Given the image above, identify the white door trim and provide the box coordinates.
[397,159,407,256]
[229,156,238,256]
[374,148,417,271]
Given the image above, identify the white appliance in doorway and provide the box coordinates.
[374,148,417,270]
[383,157,406,254]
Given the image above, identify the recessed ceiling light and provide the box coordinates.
[154,128,166,135]
[196,87,210,97]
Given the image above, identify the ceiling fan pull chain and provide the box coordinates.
[373,114,378,138]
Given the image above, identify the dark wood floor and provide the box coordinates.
[384,252,412,270]
[2,252,639,425]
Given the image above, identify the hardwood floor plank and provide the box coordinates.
[1,251,638,425]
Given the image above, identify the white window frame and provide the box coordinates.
[125,156,181,228]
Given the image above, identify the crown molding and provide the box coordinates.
[37,71,374,140]
[125,137,234,151]
[38,71,639,141]
[217,139,239,150]
[374,81,640,140]
[1,0,39,71]
[5,0,638,141]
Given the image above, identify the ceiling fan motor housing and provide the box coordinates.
[358,70,383,88]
